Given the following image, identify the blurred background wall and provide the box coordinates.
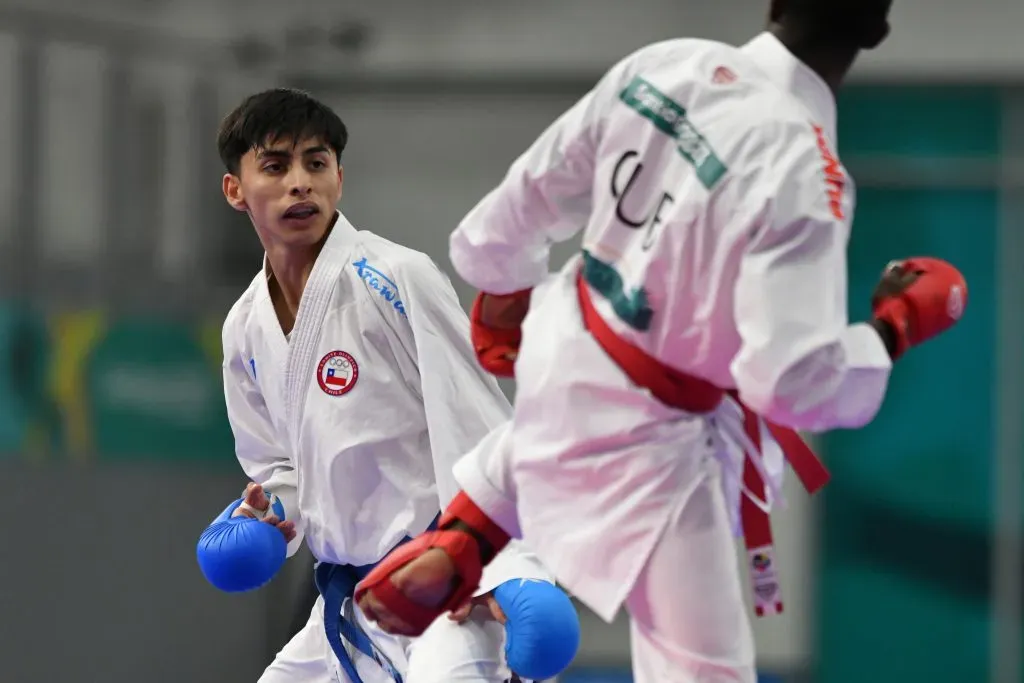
[0,1,1019,682]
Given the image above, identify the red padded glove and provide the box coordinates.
[470,289,532,377]
[871,257,967,360]
[354,491,511,635]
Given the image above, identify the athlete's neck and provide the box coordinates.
[265,245,317,315]
[768,23,858,96]
[262,213,337,327]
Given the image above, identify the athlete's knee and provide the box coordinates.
[407,663,512,683]
[405,618,508,683]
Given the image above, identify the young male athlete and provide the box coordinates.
[203,88,576,683]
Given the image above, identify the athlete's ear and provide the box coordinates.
[223,173,248,212]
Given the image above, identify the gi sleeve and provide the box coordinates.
[731,120,893,432]
[451,419,522,540]
[449,55,635,295]
[222,318,305,558]
[398,254,552,591]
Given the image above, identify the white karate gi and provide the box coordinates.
[449,32,894,683]
[221,212,549,683]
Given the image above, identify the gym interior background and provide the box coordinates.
[0,1,1019,682]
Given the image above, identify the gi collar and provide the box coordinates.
[261,209,358,281]
[739,31,839,142]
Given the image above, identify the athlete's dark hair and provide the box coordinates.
[772,0,893,49]
[217,88,349,175]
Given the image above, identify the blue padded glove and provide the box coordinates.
[494,579,581,680]
[196,496,287,593]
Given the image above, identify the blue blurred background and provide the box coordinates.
[0,1,1020,682]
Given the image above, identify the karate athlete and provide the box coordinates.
[355,1,969,681]
[206,88,575,683]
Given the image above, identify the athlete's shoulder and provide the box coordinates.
[608,41,818,184]
[346,228,445,321]
[594,38,734,95]
[623,37,737,69]
[221,270,265,354]
[611,39,804,134]
[728,97,825,168]
[352,228,429,268]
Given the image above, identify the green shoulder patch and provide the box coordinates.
[619,76,728,189]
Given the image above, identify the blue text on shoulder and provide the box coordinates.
[352,257,407,318]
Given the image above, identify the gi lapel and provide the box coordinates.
[284,212,358,448]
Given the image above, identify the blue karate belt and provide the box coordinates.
[315,514,440,683]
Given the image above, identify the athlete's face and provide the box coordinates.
[222,135,343,248]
